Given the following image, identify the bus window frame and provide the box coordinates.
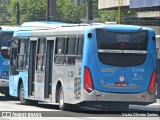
[36,38,46,71]
[54,37,66,66]
[16,38,28,72]
[64,37,77,66]
[54,36,84,66]
[75,36,83,62]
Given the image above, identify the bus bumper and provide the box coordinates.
[0,79,9,87]
[82,90,156,104]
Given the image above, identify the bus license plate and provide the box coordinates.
[115,82,128,87]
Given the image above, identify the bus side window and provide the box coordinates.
[76,38,83,61]
[17,39,25,70]
[65,38,76,65]
[25,40,29,70]
[54,38,65,65]
[36,38,46,71]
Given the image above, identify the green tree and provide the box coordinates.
[9,0,46,24]
[98,10,117,22]
[8,0,136,25]
[98,9,137,24]
[0,2,10,25]
[57,0,86,23]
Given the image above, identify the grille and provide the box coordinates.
[74,77,81,99]
[98,53,146,67]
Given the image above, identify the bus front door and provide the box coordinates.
[34,38,54,101]
[44,40,54,100]
[34,38,46,101]
[28,41,37,99]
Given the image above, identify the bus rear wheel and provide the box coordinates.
[19,83,29,104]
[58,86,70,110]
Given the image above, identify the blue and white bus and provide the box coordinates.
[0,26,18,96]
[6,22,157,111]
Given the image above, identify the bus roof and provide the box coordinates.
[13,23,154,37]
[21,21,71,27]
[0,26,19,32]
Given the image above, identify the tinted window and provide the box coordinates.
[96,29,148,67]
[54,37,83,65]
[96,29,148,50]
[54,38,65,65]
[17,39,26,70]
[0,32,13,47]
[65,38,76,65]
[77,38,83,55]
[66,38,76,55]
[76,38,83,61]
[55,38,65,54]
[36,39,46,71]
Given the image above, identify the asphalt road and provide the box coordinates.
[0,95,159,120]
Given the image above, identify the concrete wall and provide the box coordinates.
[137,11,160,18]
[130,0,160,8]
[98,0,129,10]
[146,26,160,36]
[146,26,160,59]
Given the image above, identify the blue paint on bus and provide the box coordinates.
[0,26,18,94]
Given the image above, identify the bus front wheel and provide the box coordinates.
[19,83,29,104]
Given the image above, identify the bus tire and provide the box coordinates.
[19,83,29,105]
[59,86,70,110]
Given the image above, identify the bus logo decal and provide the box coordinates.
[3,71,8,76]
[2,61,10,65]
[119,76,125,82]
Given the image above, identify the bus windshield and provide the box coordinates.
[0,32,13,48]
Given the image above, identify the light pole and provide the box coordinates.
[86,0,93,23]
[46,0,57,21]
[118,0,121,24]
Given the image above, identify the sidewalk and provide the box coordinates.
[130,99,160,111]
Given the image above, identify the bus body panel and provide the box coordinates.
[0,55,9,81]
[82,90,156,103]
[9,72,28,98]
[81,26,156,103]
[0,28,18,94]
[9,75,19,97]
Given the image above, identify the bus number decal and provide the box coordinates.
[132,68,144,72]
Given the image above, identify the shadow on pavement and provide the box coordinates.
[15,102,59,110]
[0,96,18,101]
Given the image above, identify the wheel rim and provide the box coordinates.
[59,87,64,108]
